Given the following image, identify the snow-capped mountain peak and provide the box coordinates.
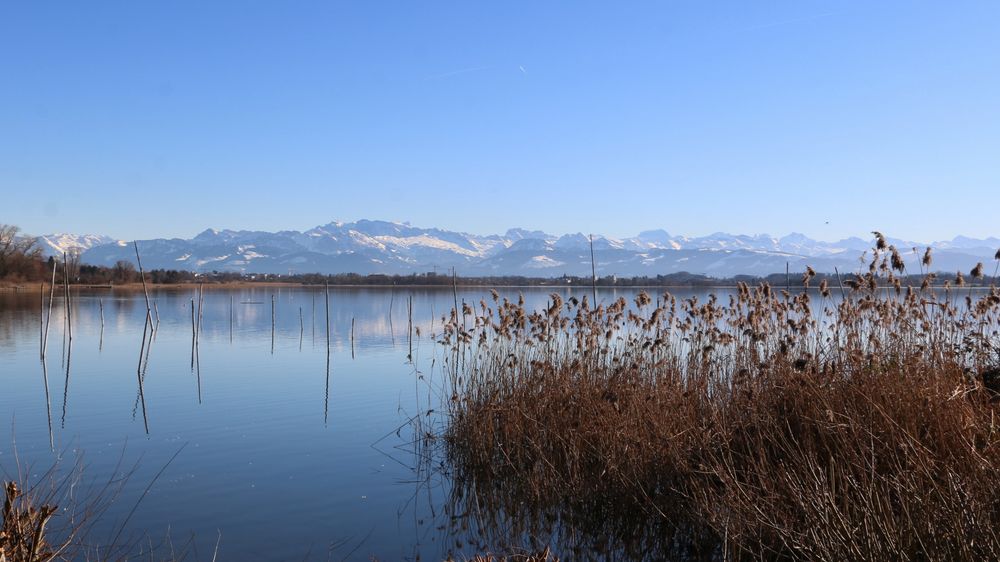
[40,221,1000,278]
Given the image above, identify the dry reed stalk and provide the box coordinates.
[438,234,1000,561]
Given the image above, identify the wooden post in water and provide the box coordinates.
[324,282,330,359]
[388,289,395,345]
[63,252,72,343]
[350,317,355,359]
[39,284,44,357]
[42,261,56,358]
[191,298,196,370]
[133,241,153,329]
[407,294,413,361]
[452,268,459,323]
[834,267,847,300]
[590,234,598,305]
[197,283,205,342]
[99,298,105,351]
[299,306,304,350]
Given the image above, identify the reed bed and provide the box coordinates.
[439,240,1000,561]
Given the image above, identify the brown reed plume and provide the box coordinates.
[437,234,1000,561]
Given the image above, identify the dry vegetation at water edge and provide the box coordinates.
[439,236,1000,561]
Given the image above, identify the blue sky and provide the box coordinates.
[2,1,999,242]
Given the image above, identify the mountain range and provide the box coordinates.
[32,220,1000,278]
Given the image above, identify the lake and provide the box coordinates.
[3,284,719,560]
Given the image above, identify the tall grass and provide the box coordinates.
[439,240,1000,560]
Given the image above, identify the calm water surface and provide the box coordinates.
[0,287,980,560]
[0,285,722,560]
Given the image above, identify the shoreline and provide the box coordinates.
[3,280,998,293]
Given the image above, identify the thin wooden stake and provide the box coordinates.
[452,268,459,323]
[197,283,205,342]
[351,317,355,359]
[99,298,105,352]
[590,234,598,304]
[39,283,44,358]
[133,241,153,330]
[834,267,847,300]
[42,260,56,358]
[324,282,330,359]
[63,252,72,343]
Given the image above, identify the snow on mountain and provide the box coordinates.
[47,221,1000,278]
[35,233,119,257]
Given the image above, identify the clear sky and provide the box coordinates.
[2,1,999,242]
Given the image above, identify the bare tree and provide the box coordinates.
[0,224,42,279]
[112,260,136,283]
[65,248,82,281]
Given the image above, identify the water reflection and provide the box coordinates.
[0,285,857,560]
